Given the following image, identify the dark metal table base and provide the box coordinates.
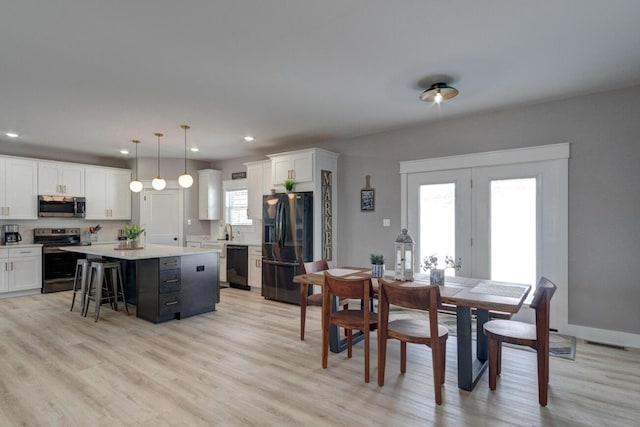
[456,306,490,391]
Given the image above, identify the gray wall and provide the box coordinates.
[221,84,640,336]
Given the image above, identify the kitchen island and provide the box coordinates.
[61,244,220,323]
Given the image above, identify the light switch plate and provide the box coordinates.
[383,218,391,227]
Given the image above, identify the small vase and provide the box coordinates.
[371,264,385,278]
[127,239,139,248]
[430,268,445,285]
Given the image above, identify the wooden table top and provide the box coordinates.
[293,268,531,314]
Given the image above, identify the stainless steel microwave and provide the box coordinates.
[38,195,86,218]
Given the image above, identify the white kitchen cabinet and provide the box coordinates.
[269,150,313,187]
[198,169,222,220]
[0,246,42,295]
[248,246,262,288]
[38,161,85,196]
[0,156,38,219]
[84,167,131,220]
[202,241,225,282]
[245,160,272,219]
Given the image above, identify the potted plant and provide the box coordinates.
[422,254,462,285]
[284,178,296,192]
[124,224,145,248]
[370,253,385,278]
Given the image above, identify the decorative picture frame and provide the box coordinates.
[361,189,375,211]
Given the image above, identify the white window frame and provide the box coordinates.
[222,179,254,227]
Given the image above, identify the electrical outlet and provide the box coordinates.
[383,218,391,227]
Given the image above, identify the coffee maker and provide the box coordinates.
[2,224,22,245]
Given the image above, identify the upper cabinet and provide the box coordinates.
[38,161,85,196]
[198,169,222,220]
[0,156,38,219]
[84,167,131,220]
[269,150,314,186]
[245,160,272,220]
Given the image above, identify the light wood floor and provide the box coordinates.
[1,288,638,426]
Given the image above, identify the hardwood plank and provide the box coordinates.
[0,289,639,426]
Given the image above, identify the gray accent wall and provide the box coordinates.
[221,84,640,336]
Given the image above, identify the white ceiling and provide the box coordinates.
[1,1,640,161]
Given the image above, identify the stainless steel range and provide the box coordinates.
[34,228,86,293]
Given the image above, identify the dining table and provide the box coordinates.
[292,268,531,391]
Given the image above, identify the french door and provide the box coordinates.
[402,144,568,330]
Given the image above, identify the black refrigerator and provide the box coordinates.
[262,191,313,304]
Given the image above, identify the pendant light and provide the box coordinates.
[129,139,143,192]
[151,132,166,191]
[178,124,194,188]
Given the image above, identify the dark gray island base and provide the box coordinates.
[136,253,219,323]
[61,245,220,324]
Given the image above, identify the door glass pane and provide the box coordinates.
[419,183,457,276]
[490,178,536,286]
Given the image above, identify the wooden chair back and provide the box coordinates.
[530,276,557,345]
[377,279,443,347]
[302,260,329,275]
[323,271,373,301]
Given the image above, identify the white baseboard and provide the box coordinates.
[564,324,639,350]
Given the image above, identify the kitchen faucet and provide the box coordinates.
[225,223,233,241]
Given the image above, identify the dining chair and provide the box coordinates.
[483,276,557,406]
[377,278,449,405]
[300,260,348,340]
[322,271,378,382]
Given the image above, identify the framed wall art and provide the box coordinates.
[361,175,374,211]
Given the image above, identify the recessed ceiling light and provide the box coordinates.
[120,149,129,155]
[5,132,19,138]
[190,147,200,152]
[244,136,255,142]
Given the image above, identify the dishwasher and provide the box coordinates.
[226,245,250,290]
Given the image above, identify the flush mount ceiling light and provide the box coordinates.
[151,132,166,191]
[129,139,143,193]
[243,136,255,142]
[419,83,459,104]
[5,132,19,138]
[178,125,194,189]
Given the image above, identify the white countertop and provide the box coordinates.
[60,243,221,260]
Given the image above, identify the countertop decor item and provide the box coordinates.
[124,224,145,248]
[284,178,296,192]
[370,253,385,278]
[394,229,414,281]
[422,254,462,285]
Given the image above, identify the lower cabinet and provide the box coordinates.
[248,246,262,289]
[0,247,42,296]
[136,254,219,324]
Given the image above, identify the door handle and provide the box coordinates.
[173,237,178,241]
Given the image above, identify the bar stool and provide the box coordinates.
[70,258,91,314]
[83,260,129,322]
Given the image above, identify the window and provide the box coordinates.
[225,189,252,226]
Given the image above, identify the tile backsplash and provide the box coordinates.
[0,219,128,244]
